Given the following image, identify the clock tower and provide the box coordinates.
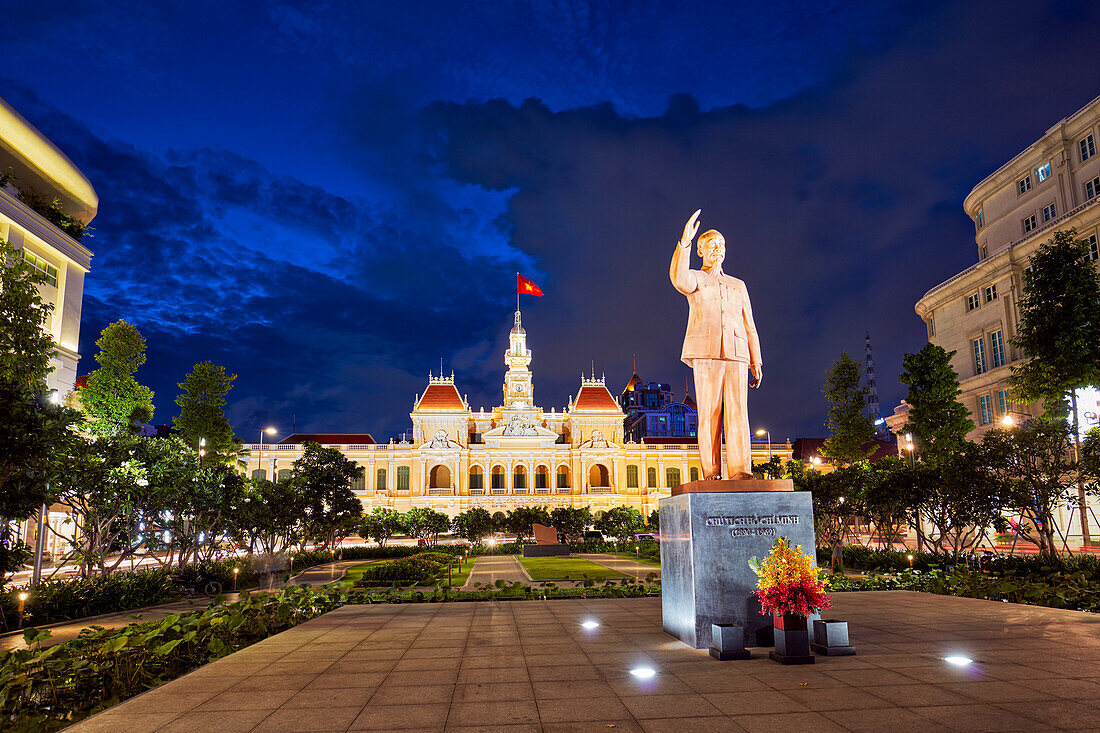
[503,310,534,410]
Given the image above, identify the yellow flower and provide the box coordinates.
[756,537,818,590]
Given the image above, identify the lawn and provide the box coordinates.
[519,556,630,581]
[615,552,661,567]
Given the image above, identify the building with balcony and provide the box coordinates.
[619,371,698,442]
[0,94,96,399]
[245,310,790,517]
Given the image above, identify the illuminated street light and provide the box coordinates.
[1002,414,1015,427]
[755,428,772,462]
[257,427,278,480]
[811,456,822,467]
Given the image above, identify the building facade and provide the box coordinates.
[620,371,698,443]
[909,92,1100,545]
[246,310,790,518]
[0,95,96,399]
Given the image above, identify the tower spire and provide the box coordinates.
[865,332,885,436]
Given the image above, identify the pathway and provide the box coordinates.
[460,555,531,589]
[68,591,1100,732]
[578,553,661,580]
[0,559,365,652]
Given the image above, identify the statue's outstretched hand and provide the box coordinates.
[749,364,763,388]
[680,209,701,248]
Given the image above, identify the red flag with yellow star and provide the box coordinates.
[517,274,543,297]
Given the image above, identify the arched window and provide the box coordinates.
[589,464,610,487]
[535,465,550,489]
[556,465,571,489]
[469,466,484,491]
[626,465,639,488]
[376,468,387,490]
[690,467,699,483]
[429,464,451,488]
[277,468,293,482]
[513,465,527,490]
[251,469,267,481]
[397,466,411,490]
[491,465,506,490]
[647,467,657,488]
[665,467,681,488]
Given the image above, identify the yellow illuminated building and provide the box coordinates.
[246,310,791,517]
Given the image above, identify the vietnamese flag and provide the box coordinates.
[517,274,543,297]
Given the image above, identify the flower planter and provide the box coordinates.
[769,611,815,665]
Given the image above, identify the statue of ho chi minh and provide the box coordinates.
[669,209,762,481]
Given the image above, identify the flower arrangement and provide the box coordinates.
[748,537,831,617]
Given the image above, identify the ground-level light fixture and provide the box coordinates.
[943,656,973,666]
[630,667,656,679]
[811,456,822,466]
[1002,414,1015,427]
[582,620,599,630]
[908,553,914,568]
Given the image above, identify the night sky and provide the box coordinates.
[4,1,1100,442]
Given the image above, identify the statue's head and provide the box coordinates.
[697,229,725,269]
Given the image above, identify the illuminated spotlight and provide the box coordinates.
[943,656,973,666]
[630,667,656,679]
[581,620,600,630]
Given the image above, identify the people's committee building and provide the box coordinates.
[246,310,790,517]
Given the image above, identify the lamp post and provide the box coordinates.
[198,437,206,468]
[232,567,239,591]
[17,592,28,629]
[257,427,277,479]
[755,428,772,463]
[33,389,62,587]
[904,433,915,468]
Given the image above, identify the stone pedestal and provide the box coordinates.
[522,544,570,557]
[659,484,816,649]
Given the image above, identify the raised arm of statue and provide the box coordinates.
[742,285,763,388]
[670,209,701,295]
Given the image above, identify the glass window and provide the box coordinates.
[979,395,992,426]
[665,468,681,488]
[980,244,988,260]
[556,468,569,488]
[1017,175,1032,195]
[1022,214,1036,233]
[492,470,505,490]
[513,469,526,489]
[397,466,410,490]
[984,285,997,303]
[927,315,935,338]
[277,468,293,482]
[535,470,548,489]
[690,467,699,482]
[1087,176,1100,201]
[1081,134,1096,162]
[376,468,387,490]
[1087,234,1098,262]
[976,208,984,229]
[626,464,639,488]
[1042,203,1057,222]
[647,467,657,488]
[469,470,483,490]
[352,467,365,492]
[1035,162,1051,182]
[991,330,1006,368]
[967,293,980,311]
[973,337,987,375]
[998,390,1011,416]
[22,251,58,287]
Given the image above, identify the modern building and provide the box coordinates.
[0,94,96,399]
[620,371,698,442]
[245,310,791,518]
[1,95,97,563]
[907,92,1100,545]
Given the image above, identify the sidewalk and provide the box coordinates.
[0,559,365,652]
[460,555,531,589]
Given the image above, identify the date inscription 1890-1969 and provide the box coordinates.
[705,514,800,539]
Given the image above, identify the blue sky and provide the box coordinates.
[4,1,1100,440]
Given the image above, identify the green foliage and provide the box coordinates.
[1,570,174,628]
[402,506,450,544]
[353,552,456,586]
[451,508,493,543]
[14,186,87,240]
[0,239,56,387]
[360,507,405,546]
[292,442,363,551]
[172,361,237,463]
[899,343,974,463]
[594,505,646,542]
[821,352,876,465]
[647,509,659,531]
[503,506,551,541]
[548,506,592,541]
[80,320,155,437]
[0,586,346,731]
[229,477,310,557]
[1010,229,1100,408]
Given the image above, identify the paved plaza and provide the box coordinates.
[66,591,1100,732]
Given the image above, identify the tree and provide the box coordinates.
[0,239,55,386]
[983,419,1093,556]
[821,352,875,465]
[595,506,645,542]
[647,509,659,531]
[361,507,405,547]
[81,320,155,436]
[166,463,247,565]
[291,442,363,553]
[1010,229,1100,542]
[403,506,450,545]
[792,460,860,571]
[549,506,593,542]
[863,458,926,549]
[504,506,551,542]
[899,344,975,464]
[229,477,309,559]
[915,446,1006,554]
[173,361,238,464]
[452,508,493,544]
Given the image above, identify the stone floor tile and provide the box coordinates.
[996,700,1100,730]
[729,711,848,732]
[66,711,180,733]
[702,690,811,715]
[382,668,460,685]
[459,667,530,684]
[528,664,602,681]
[639,717,746,733]
[453,681,534,702]
[348,702,450,730]
[156,709,272,733]
[531,679,617,699]
[782,685,895,711]
[536,696,633,722]
[863,682,977,707]
[617,692,724,720]
[821,707,955,731]
[305,671,388,689]
[254,704,361,732]
[911,703,1049,731]
[371,682,455,705]
[227,673,317,692]
[284,686,376,708]
[675,672,771,694]
[194,688,297,711]
[446,700,541,727]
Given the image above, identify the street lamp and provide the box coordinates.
[755,428,772,463]
[904,433,915,468]
[17,592,28,629]
[198,437,206,467]
[232,567,239,591]
[257,427,277,479]
[811,456,822,467]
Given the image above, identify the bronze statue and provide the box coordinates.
[670,210,762,480]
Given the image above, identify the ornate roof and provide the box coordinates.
[683,391,697,409]
[416,382,466,411]
[572,379,621,412]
